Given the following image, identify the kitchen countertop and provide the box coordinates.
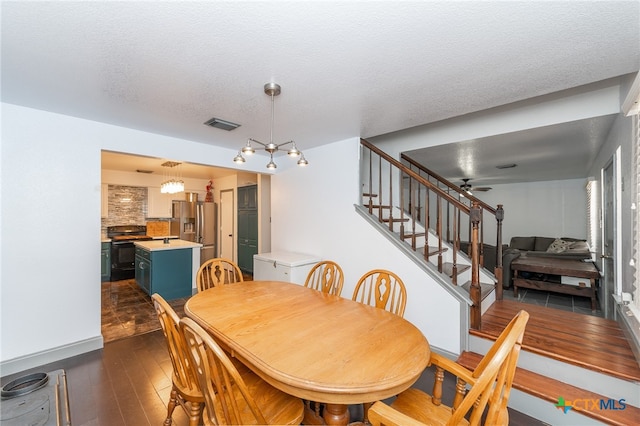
[134,239,203,251]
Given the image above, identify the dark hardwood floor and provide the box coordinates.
[0,329,544,426]
[1,330,189,425]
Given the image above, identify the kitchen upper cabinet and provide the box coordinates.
[147,187,172,218]
[101,183,109,218]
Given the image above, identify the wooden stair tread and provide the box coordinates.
[403,232,426,239]
[478,301,640,383]
[460,281,495,300]
[424,246,448,256]
[381,217,410,223]
[442,262,470,277]
[367,204,392,209]
[457,351,639,426]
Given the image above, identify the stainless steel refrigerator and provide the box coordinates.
[171,195,217,265]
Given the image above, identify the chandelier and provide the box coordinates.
[160,161,185,194]
[233,82,308,169]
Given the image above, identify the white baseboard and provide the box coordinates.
[0,335,104,378]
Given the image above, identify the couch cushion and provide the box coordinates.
[510,236,535,251]
[561,237,586,242]
[534,237,556,251]
[547,238,573,253]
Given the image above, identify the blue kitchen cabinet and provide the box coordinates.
[135,246,192,300]
[101,242,111,281]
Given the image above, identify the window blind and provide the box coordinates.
[633,114,640,311]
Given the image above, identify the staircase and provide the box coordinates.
[358,138,640,424]
[359,138,505,328]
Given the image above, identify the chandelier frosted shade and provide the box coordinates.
[160,179,184,194]
[234,82,308,169]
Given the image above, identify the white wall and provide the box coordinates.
[478,178,588,245]
[270,137,462,354]
[0,103,266,374]
[2,104,103,370]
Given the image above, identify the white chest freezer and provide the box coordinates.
[253,252,321,285]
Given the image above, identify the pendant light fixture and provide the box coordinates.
[233,82,308,169]
[160,161,185,194]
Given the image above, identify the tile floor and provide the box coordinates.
[101,279,189,343]
[101,273,253,343]
[502,286,604,317]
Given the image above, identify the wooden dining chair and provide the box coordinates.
[151,293,205,426]
[304,260,345,296]
[196,257,243,292]
[352,269,407,317]
[352,269,408,423]
[180,317,305,425]
[367,310,530,426]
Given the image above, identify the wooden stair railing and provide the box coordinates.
[401,154,505,301]
[360,138,504,329]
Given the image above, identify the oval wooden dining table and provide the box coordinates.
[184,280,431,425]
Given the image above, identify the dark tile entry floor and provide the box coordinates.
[101,273,252,343]
[101,279,188,343]
[502,286,604,317]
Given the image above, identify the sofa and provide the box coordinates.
[502,236,592,289]
[459,241,508,274]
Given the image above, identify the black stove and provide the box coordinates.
[107,225,152,280]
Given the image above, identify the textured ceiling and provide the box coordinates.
[404,114,619,188]
[2,1,639,181]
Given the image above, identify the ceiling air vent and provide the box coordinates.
[204,117,241,131]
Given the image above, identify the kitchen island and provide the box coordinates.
[133,239,202,300]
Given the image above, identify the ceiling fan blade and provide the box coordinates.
[472,187,492,192]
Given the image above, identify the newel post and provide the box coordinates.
[470,201,482,330]
[494,204,504,301]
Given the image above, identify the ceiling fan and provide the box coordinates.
[460,178,492,193]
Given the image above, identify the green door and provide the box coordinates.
[101,242,111,281]
[237,185,258,274]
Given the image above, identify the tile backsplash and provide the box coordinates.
[101,185,147,234]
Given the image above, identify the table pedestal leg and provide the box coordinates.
[323,403,350,425]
